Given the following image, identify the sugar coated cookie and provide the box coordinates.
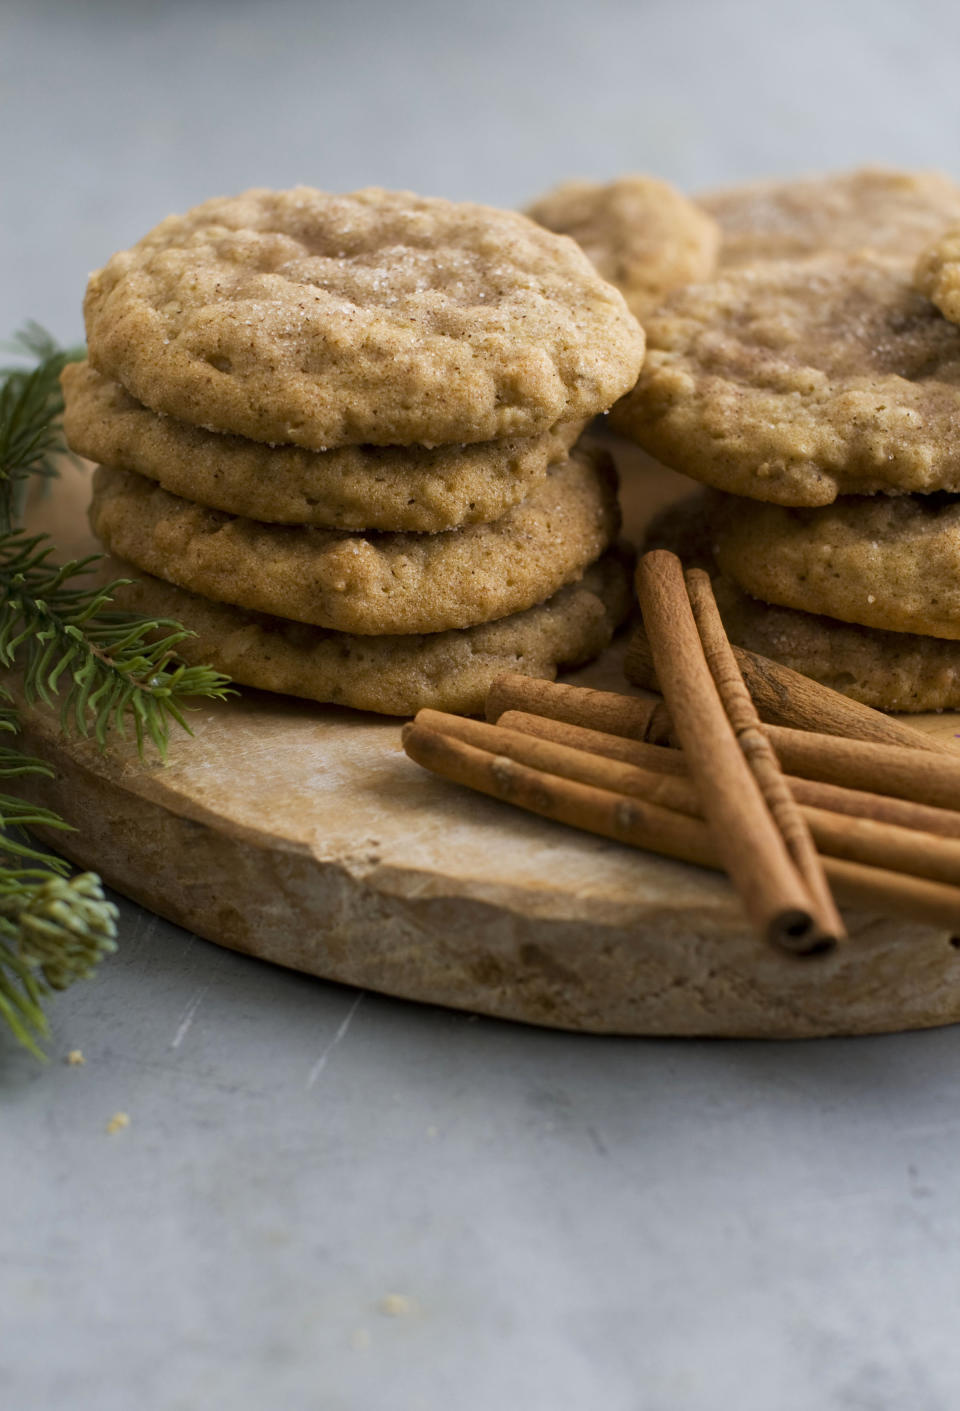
[612,254,960,504]
[526,175,719,320]
[637,491,960,710]
[701,167,960,268]
[83,187,645,450]
[915,226,960,325]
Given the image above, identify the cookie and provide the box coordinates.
[716,579,960,713]
[62,362,584,533]
[713,491,960,640]
[634,491,960,711]
[915,226,960,325]
[83,186,645,450]
[701,166,960,268]
[89,450,620,636]
[526,175,719,321]
[107,550,632,717]
[611,253,960,505]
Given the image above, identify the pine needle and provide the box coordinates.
[0,531,232,756]
[0,327,233,1057]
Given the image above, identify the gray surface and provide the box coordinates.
[3,2,960,1408]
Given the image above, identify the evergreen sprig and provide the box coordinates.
[0,323,83,533]
[0,533,232,753]
[0,873,118,1058]
[0,327,233,1057]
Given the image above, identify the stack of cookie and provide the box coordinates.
[69,187,645,715]
[612,167,960,712]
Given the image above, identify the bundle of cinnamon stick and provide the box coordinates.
[402,549,960,956]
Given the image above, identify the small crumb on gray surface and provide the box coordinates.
[379,1293,415,1318]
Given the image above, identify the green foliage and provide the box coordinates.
[0,873,118,1059]
[0,327,232,1057]
[0,323,84,533]
[0,532,232,754]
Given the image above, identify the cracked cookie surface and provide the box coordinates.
[83,186,645,449]
[612,253,960,504]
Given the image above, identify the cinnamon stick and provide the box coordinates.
[402,718,718,870]
[418,711,960,890]
[768,726,960,813]
[498,709,960,841]
[635,550,836,954]
[402,719,960,934]
[491,683,960,831]
[486,674,672,743]
[821,858,960,932]
[801,805,960,890]
[627,623,946,753]
[497,710,688,772]
[684,568,844,940]
[416,709,700,816]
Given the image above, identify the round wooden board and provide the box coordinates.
[16,438,960,1038]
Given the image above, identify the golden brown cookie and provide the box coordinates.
[83,186,645,450]
[713,491,960,639]
[636,491,960,711]
[914,226,960,324]
[526,175,719,321]
[107,551,632,717]
[62,363,585,533]
[89,450,620,636]
[701,167,960,268]
[715,580,960,713]
[611,253,960,505]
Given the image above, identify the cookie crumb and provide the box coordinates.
[106,1112,130,1134]
[66,1049,85,1066]
[379,1293,415,1318]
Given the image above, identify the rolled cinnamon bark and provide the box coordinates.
[768,726,960,813]
[485,674,672,743]
[684,567,844,941]
[498,710,960,839]
[401,718,960,934]
[496,710,688,772]
[418,711,960,890]
[636,550,836,954]
[626,625,945,753]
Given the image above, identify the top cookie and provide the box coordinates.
[611,253,960,505]
[915,227,960,324]
[83,186,645,450]
[526,175,719,321]
[700,167,960,268]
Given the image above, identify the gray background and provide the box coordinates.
[3,2,960,1408]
